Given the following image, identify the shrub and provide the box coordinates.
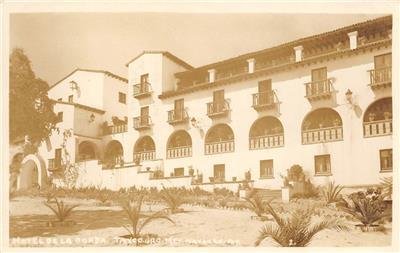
[287,165,305,182]
[244,190,271,217]
[44,198,79,222]
[159,186,185,213]
[255,203,347,247]
[323,181,344,204]
[380,177,392,200]
[121,194,174,244]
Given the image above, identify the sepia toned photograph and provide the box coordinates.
[1,1,399,251]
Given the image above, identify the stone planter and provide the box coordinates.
[355,224,382,232]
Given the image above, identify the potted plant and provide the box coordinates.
[209,177,215,183]
[232,176,237,182]
[368,112,376,122]
[245,170,251,181]
[189,168,195,176]
[170,172,174,177]
[384,111,392,120]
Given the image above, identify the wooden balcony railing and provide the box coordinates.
[134,151,156,162]
[302,126,343,144]
[252,91,278,111]
[368,67,391,89]
[167,146,192,159]
[205,140,234,155]
[363,119,392,137]
[304,78,334,101]
[133,116,152,130]
[249,134,284,150]
[133,82,152,98]
[207,100,230,118]
[104,124,127,135]
[167,109,189,125]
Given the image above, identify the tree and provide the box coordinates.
[9,48,58,144]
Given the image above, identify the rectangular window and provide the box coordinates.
[55,148,62,168]
[140,106,149,125]
[140,74,149,84]
[57,98,62,101]
[174,99,184,119]
[260,159,274,178]
[258,79,272,104]
[311,67,327,82]
[213,164,225,181]
[380,149,392,172]
[314,154,331,175]
[174,167,184,177]
[68,95,73,103]
[118,92,126,104]
[56,112,63,122]
[374,53,392,69]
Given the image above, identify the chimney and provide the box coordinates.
[293,45,303,62]
[348,31,358,50]
[208,69,216,83]
[247,58,255,73]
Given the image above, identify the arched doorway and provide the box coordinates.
[205,124,235,155]
[363,97,392,137]
[301,108,343,144]
[78,141,97,161]
[104,140,124,168]
[166,130,192,158]
[133,136,156,163]
[249,116,284,149]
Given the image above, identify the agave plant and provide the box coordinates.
[44,198,79,222]
[159,186,185,213]
[255,203,347,247]
[339,196,389,229]
[121,194,174,243]
[323,181,344,204]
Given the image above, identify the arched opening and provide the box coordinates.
[10,153,24,193]
[78,141,97,161]
[104,140,124,167]
[249,116,284,149]
[363,97,392,137]
[301,108,343,144]
[205,124,235,154]
[167,130,192,158]
[133,136,156,162]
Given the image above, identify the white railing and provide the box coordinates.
[249,134,284,149]
[302,126,343,144]
[134,151,156,161]
[363,119,392,137]
[205,140,234,155]
[167,146,192,159]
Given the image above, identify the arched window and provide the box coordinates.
[134,136,156,162]
[205,124,235,154]
[167,130,192,158]
[104,140,124,167]
[363,97,392,137]
[78,141,97,161]
[249,116,284,149]
[301,108,343,144]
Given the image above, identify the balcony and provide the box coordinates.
[363,119,392,137]
[207,100,230,118]
[249,134,284,150]
[133,82,152,98]
[133,116,152,130]
[167,146,192,159]
[368,67,391,90]
[252,91,278,111]
[167,109,189,125]
[134,151,156,162]
[302,126,343,144]
[104,124,127,135]
[205,140,234,155]
[304,78,334,102]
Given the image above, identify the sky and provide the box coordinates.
[10,13,385,86]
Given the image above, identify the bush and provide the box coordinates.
[323,181,344,204]
[44,198,79,222]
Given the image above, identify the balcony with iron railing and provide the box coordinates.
[363,119,392,138]
[133,82,152,98]
[167,146,192,159]
[252,91,278,111]
[368,67,391,90]
[134,150,156,162]
[249,133,284,150]
[103,124,128,135]
[205,140,235,155]
[304,78,334,101]
[207,100,230,118]
[302,126,343,144]
[133,116,152,130]
[167,109,189,125]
